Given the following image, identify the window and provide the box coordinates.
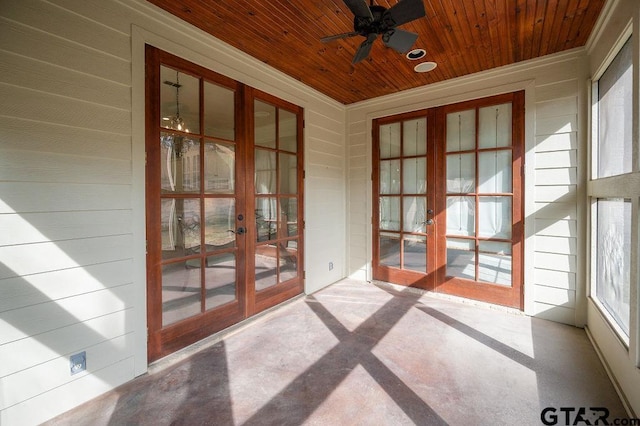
[590,36,635,343]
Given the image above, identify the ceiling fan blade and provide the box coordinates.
[321,32,360,43]
[352,33,377,64]
[343,0,373,19]
[385,0,426,27]
[383,28,419,53]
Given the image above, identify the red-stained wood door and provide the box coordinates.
[145,47,304,362]
[373,92,524,309]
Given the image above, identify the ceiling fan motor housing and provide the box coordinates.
[354,5,393,36]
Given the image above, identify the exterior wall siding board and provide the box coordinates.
[0,0,346,423]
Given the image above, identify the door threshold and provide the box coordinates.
[371,280,525,316]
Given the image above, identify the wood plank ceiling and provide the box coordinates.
[146,0,606,105]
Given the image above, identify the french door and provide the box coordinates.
[373,92,523,308]
[145,47,304,362]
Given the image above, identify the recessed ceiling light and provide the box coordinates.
[414,62,437,73]
[406,49,426,60]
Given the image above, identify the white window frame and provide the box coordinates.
[588,24,639,354]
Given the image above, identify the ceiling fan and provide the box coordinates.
[321,0,426,65]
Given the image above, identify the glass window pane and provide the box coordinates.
[279,153,297,194]
[596,199,631,337]
[380,159,401,194]
[478,103,512,148]
[204,82,235,140]
[404,235,427,273]
[279,109,297,152]
[280,198,298,237]
[160,67,199,134]
[161,133,199,193]
[255,247,277,290]
[205,253,236,310]
[447,238,475,280]
[446,196,475,236]
[380,122,401,158]
[279,241,298,283]
[403,196,427,233]
[255,100,276,148]
[256,197,277,242]
[162,198,201,259]
[478,196,511,239]
[403,157,426,194]
[446,153,475,193]
[446,109,475,152]
[478,151,512,193]
[204,198,235,251]
[380,196,400,231]
[255,149,276,194]
[380,232,401,268]
[403,118,427,156]
[204,142,234,194]
[478,241,512,286]
[162,260,202,326]
[597,38,633,178]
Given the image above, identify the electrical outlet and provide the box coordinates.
[70,351,86,375]
[329,262,334,271]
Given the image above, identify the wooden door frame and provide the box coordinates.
[244,88,305,316]
[372,109,437,290]
[145,46,305,362]
[371,91,524,309]
[434,92,524,309]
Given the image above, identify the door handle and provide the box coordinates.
[425,219,434,225]
[236,227,246,235]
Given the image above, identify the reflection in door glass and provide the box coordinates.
[161,132,200,194]
[446,109,475,152]
[403,235,427,272]
[478,241,511,286]
[255,149,276,194]
[279,241,298,283]
[403,157,426,194]
[446,196,475,236]
[205,142,235,194]
[446,238,475,280]
[403,196,427,233]
[204,199,235,251]
[379,197,400,231]
[205,253,236,310]
[161,198,201,260]
[478,103,512,148]
[379,122,401,158]
[279,109,297,152]
[380,232,401,268]
[254,101,276,148]
[255,248,277,290]
[162,260,202,326]
[403,118,427,156]
[380,160,401,194]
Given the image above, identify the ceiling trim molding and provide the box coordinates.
[348,47,586,113]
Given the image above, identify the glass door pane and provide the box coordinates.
[253,99,302,293]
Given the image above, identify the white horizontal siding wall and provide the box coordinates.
[532,75,583,325]
[0,0,346,424]
[346,50,587,325]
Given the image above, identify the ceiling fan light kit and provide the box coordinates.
[321,0,426,64]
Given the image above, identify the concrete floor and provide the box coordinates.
[46,279,627,425]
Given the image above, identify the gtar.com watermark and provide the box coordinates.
[541,407,640,425]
